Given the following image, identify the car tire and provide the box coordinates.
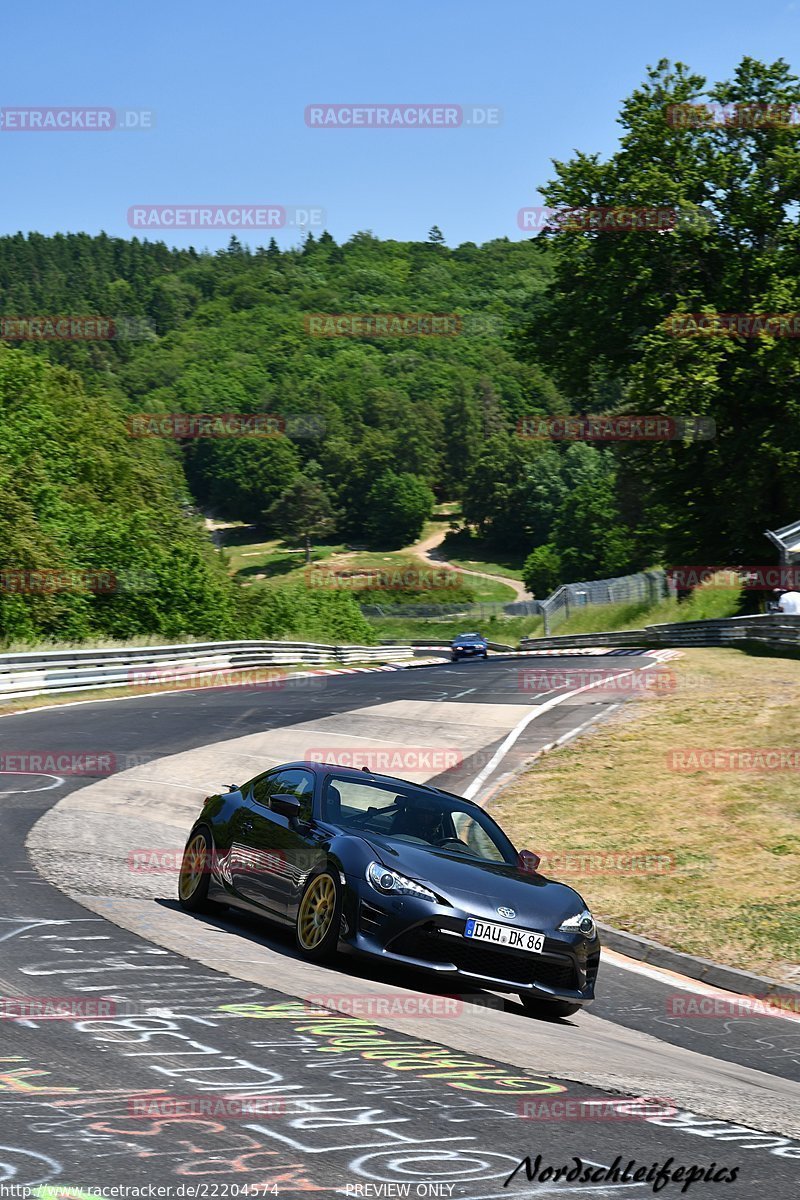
[518,994,582,1021]
[296,868,342,962]
[178,827,216,913]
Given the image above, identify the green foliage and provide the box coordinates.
[3,73,796,656]
[185,436,300,522]
[237,582,375,643]
[365,471,435,548]
[462,437,568,550]
[551,459,634,581]
[0,347,237,643]
[523,544,562,597]
[526,55,800,564]
[264,473,338,561]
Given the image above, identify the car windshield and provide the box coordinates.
[455,634,483,642]
[321,775,516,864]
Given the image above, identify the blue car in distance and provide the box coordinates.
[450,632,488,662]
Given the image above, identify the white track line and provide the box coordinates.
[0,770,65,794]
[463,664,655,799]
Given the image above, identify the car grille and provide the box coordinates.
[390,926,577,990]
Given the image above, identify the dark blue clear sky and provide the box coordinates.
[2,0,797,249]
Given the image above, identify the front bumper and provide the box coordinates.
[342,885,599,1004]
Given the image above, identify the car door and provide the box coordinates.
[231,768,316,918]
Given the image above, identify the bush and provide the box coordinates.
[523,544,562,597]
[237,583,375,644]
[365,471,435,548]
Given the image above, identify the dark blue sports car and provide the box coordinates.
[178,762,600,1019]
[450,632,489,661]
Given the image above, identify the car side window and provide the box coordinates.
[252,769,314,821]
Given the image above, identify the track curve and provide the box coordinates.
[2,658,799,1196]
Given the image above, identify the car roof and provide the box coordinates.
[274,760,482,809]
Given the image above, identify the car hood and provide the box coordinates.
[364,836,587,929]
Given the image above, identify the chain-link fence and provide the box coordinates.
[539,569,674,635]
[361,599,541,620]
[360,570,673,633]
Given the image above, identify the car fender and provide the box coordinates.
[324,831,382,880]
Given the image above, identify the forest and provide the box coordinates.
[1,57,797,644]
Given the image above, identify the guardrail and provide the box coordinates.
[521,613,800,652]
[0,639,422,702]
[647,613,800,648]
[520,629,649,650]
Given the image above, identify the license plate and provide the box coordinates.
[464,918,544,953]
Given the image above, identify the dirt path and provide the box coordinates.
[411,525,531,601]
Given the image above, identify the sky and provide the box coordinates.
[1,0,798,250]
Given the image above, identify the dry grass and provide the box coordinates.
[492,648,800,983]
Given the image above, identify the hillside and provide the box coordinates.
[3,51,800,649]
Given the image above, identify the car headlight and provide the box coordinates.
[558,909,596,937]
[366,862,437,902]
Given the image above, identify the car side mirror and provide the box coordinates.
[271,793,302,820]
[517,849,541,874]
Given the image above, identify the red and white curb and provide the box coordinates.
[289,656,445,681]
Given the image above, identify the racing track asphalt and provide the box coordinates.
[0,656,798,1196]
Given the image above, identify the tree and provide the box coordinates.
[526,56,800,564]
[462,434,515,534]
[442,387,481,493]
[364,471,434,548]
[462,436,566,550]
[0,346,238,644]
[265,474,338,563]
[183,436,300,523]
[523,544,561,597]
[551,469,634,582]
[427,225,446,244]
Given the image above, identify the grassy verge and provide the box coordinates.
[0,633,220,653]
[221,529,517,604]
[224,535,345,579]
[539,580,743,637]
[492,647,800,984]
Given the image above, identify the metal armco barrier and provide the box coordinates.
[0,639,422,702]
[521,613,800,651]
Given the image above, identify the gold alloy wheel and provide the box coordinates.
[179,833,208,901]
[297,873,336,950]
